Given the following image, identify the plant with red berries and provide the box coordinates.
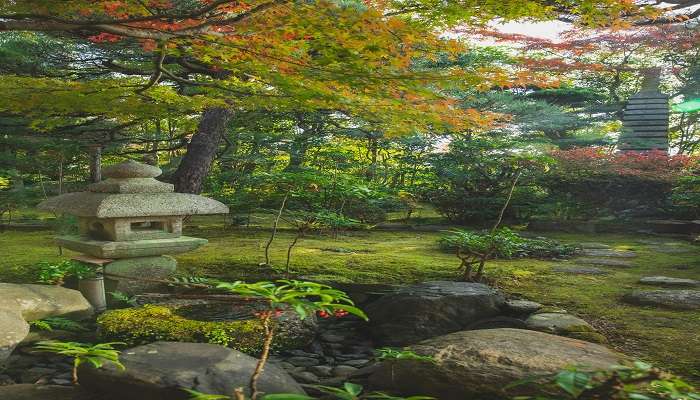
[215,280,367,400]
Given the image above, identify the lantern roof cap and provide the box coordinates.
[103,160,162,179]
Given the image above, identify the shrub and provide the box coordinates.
[671,175,700,219]
[542,147,698,219]
[439,228,575,260]
[440,228,575,281]
[425,138,547,224]
[36,260,95,285]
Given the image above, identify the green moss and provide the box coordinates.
[566,331,608,344]
[3,219,700,380]
[97,305,303,354]
[533,307,568,314]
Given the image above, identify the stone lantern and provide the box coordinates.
[38,160,228,295]
[619,68,669,153]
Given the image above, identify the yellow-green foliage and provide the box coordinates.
[97,305,299,354]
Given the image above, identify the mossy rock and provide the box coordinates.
[533,306,568,314]
[97,305,312,354]
[566,331,609,344]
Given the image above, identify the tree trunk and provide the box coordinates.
[89,145,102,183]
[172,107,233,194]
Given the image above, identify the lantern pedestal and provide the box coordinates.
[104,255,178,296]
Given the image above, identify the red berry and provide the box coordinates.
[333,309,349,318]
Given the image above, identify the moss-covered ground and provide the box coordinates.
[1,214,699,380]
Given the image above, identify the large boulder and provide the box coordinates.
[0,283,93,321]
[365,281,504,346]
[0,283,91,369]
[0,310,29,369]
[78,341,306,400]
[622,290,700,310]
[368,328,626,400]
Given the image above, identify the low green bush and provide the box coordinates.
[97,305,307,355]
[439,228,575,260]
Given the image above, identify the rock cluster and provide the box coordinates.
[365,281,505,346]
[0,283,92,368]
[78,342,305,400]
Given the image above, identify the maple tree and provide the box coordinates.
[0,0,668,192]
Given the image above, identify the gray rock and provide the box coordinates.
[365,281,504,346]
[320,377,348,387]
[622,290,700,310]
[333,365,359,377]
[20,367,57,383]
[289,371,320,384]
[0,310,29,369]
[525,313,593,335]
[576,257,633,268]
[286,356,320,367]
[275,361,296,371]
[0,283,93,321]
[0,374,14,385]
[552,266,609,275]
[580,249,636,258]
[647,245,692,254]
[0,384,94,400]
[320,333,346,343]
[342,359,371,368]
[51,378,73,386]
[368,328,626,400]
[20,329,82,346]
[504,299,542,314]
[308,365,334,377]
[287,349,321,358]
[466,316,528,330]
[78,342,305,400]
[639,276,699,288]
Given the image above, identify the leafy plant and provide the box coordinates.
[36,260,96,285]
[439,228,522,281]
[375,348,434,363]
[108,291,138,307]
[214,280,367,400]
[34,341,124,384]
[185,383,433,400]
[512,361,700,400]
[169,275,214,288]
[29,317,87,332]
[314,383,434,400]
[440,228,574,281]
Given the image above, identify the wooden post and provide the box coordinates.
[89,145,102,183]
